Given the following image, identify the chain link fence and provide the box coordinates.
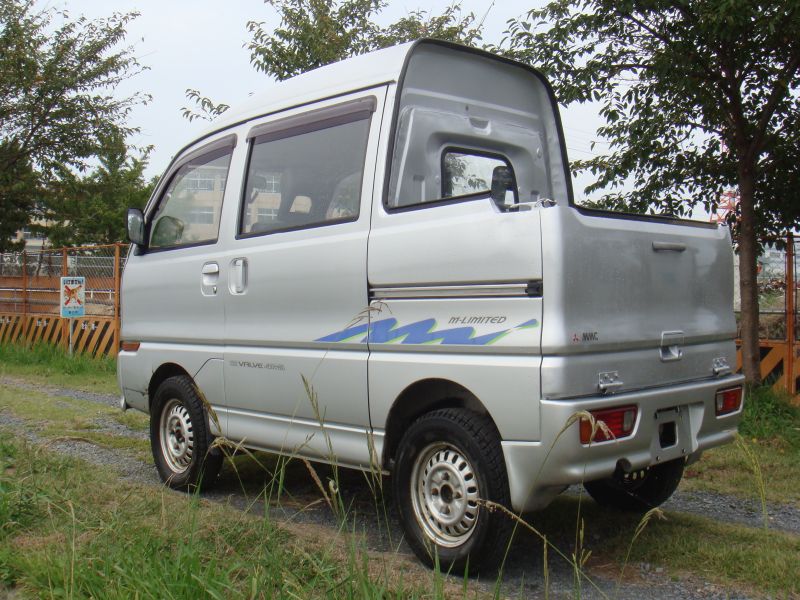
[0,244,127,317]
[734,235,798,341]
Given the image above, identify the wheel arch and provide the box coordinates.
[381,378,498,470]
[147,363,192,412]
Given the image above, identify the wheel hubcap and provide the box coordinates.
[159,398,194,474]
[411,443,480,547]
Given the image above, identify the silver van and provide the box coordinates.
[120,40,744,571]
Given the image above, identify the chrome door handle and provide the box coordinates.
[202,263,220,275]
[229,258,248,294]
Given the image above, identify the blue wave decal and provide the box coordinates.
[316,317,539,345]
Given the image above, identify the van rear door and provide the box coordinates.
[539,205,737,399]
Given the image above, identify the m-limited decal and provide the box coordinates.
[316,317,539,345]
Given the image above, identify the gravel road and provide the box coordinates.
[2,376,796,599]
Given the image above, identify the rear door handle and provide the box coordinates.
[229,258,248,295]
[652,241,686,252]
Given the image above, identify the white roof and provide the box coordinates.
[198,42,415,138]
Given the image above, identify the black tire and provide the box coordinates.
[584,458,685,512]
[150,375,222,491]
[392,408,512,574]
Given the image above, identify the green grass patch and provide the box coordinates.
[683,437,800,507]
[0,435,448,599]
[528,495,800,597]
[682,385,800,506]
[0,342,118,394]
[739,385,800,445]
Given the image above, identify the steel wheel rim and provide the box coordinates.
[410,442,480,548]
[159,398,194,474]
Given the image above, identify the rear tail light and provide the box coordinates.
[715,386,742,416]
[120,341,140,352]
[579,405,637,444]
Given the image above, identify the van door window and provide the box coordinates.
[148,146,233,249]
[239,109,371,237]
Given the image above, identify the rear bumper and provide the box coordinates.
[502,374,745,512]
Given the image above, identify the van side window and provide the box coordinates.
[149,147,233,249]
[240,114,370,236]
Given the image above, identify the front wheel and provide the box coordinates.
[584,458,684,512]
[150,375,222,490]
[392,408,512,574]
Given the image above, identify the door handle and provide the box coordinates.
[201,262,219,296]
[652,241,686,252]
[229,258,248,294]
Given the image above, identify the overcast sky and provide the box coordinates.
[55,0,608,198]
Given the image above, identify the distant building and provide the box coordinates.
[12,222,50,251]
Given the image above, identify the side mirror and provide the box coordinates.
[150,215,184,248]
[127,208,146,246]
[490,165,516,207]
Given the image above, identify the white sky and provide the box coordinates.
[55,0,608,199]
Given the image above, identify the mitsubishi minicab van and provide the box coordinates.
[120,40,745,571]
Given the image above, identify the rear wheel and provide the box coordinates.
[392,408,512,574]
[584,458,684,512]
[150,375,222,490]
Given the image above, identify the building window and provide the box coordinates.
[188,206,215,224]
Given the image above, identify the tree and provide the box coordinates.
[0,0,148,251]
[42,134,155,247]
[182,0,483,121]
[503,0,800,384]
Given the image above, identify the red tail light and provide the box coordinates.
[579,405,637,444]
[715,386,742,416]
[120,341,140,352]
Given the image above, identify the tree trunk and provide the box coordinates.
[737,163,762,384]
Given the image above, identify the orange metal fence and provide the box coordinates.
[0,243,126,357]
[735,234,799,396]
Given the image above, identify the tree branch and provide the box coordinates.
[747,52,800,163]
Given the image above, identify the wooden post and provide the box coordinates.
[21,251,28,344]
[61,248,68,350]
[786,233,795,394]
[113,243,121,354]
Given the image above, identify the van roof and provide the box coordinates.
[197,41,416,139]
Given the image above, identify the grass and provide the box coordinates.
[2,428,798,599]
[2,342,800,597]
[513,495,800,597]
[0,386,150,460]
[0,435,447,599]
[682,385,800,507]
[0,342,118,394]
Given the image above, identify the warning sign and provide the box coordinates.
[60,277,85,318]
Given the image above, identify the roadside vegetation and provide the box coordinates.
[0,436,444,599]
[0,342,117,395]
[1,343,799,597]
[682,385,800,507]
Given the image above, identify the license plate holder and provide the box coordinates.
[649,405,692,463]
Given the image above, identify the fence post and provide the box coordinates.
[21,251,28,344]
[787,233,795,394]
[61,248,68,350]
[113,243,121,354]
